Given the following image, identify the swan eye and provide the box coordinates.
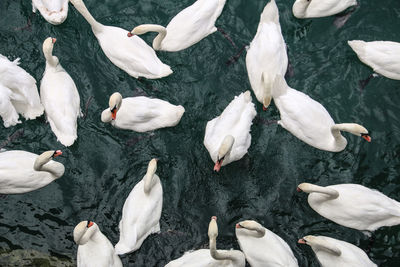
[87,221,94,228]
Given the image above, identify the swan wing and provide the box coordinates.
[0,85,20,127]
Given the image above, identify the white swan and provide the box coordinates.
[204,91,256,171]
[297,182,400,232]
[115,159,163,255]
[40,37,81,147]
[101,92,184,132]
[0,55,43,128]
[69,0,172,79]
[298,235,377,267]
[32,0,68,25]
[271,75,370,152]
[348,40,400,80]
[129,0,226,52]
[0,150,64,194]
[166,216,245,267]
[246,0,288,110]
[74,220,123,267]
[293,0,357,18]
[235,220,298,267]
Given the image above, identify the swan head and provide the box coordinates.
[214,135,235,172]
[296,182,314,193]
[33,150,62,171]
[298,235,342,256]
[262,96,271,111]
[349,124,371,142]
[292,0,311,18]
[128,25,149,37]
[107,92,123,121]
[73,220,98,246]
[208,216,218,240]
[235,220,265,236]
[42,37,59,65]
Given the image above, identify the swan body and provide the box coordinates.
[40,37,81,146]
[130,0,226,52]
[0,150,64,194]
[74,221,122,267]
[69,0,172,79]
[246,0,288,109]
[32,0,68,25]
[115,159,163,255]
[271,75,370,152]
[297,183,400,232]
[298,235,377,267]
[101,92,185,132]
[167,216,245,267]
[235,220,298,267]
[204,91,256,171]
[293,0,357,18]
[0,55,43,128]
[348,40,400,80]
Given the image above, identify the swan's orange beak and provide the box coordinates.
[235,223,242,229]
[298,238,306,244]
[87,221,94,228]
[263,105,267,111]
[213,160,222,172]
[111,109,117,120]
[362,135,371,142]
[211,216,217,221]
[53,150,62,157]
[127,32,134,37]
[296,187,302,192]
[52,38,56,44]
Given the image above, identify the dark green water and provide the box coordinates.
[1,0,400,266]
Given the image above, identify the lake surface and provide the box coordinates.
[1,0,400,266]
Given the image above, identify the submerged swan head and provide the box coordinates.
[292,0,311,18]
[101,92,123,123]
[33,150,62,172]
[208,216,218,240]
[214,135,235,172]
[73,220,98,245]
[42,37,59,66]
[298,235,342,256]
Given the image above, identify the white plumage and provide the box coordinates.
[204,91,256,170]
[130,0,226,52]
[348,40,400,80]
[246,0,288,109]
[115,159,162,255]
[0,55,43,128]
[32,0,69,25]
[69,0,172,79]
[40,37,81,147]
[293,0,357,18]
[298,235,377,267]
[298,183,400,232]
[272,75,370,152]
[0,150,64,194]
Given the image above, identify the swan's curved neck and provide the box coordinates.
[138,24,167,50]
[34,157,63,178]
[245,223,266,238]
[43,48,58,67]
[209,237,243,263]
[303,184,339,198]
[312,240,342,256]
[292,0,309,18]
[330,124,348,145]
[72,1,103,33]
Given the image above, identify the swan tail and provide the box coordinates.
[271,74,288,99]
[348,40,367,59]
[114,242,132,255]
[57,134,77,147]
[260,0,279,24]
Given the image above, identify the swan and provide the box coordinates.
[32,0,68,25]
[298,235,377,267]
[297,182,400,233]
[166,216,245,267]
[271,75,370,152]
[246,0,288,110]
[115,159,163,255]
[40,37,81,147]
[128,0,226,52]
[69,0,172,79]
[235,220,298,267]
[74,220,123,267]
[0,150,64,194]
[101,92,185,132]
[0,55,43,128]
[292,0,357,18]
[204,91,256,171]
[348,40,400,80]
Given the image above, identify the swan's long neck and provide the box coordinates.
[136,24,167,50]
[43,47,58,67]
[33,157,63,178]
[245,223,266,238]
[330,124,348,146]
[209,237,243,263]
[311,240,342,256]
[302,184,339,198]
[72,1,103,33]
[143,167,157,194]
